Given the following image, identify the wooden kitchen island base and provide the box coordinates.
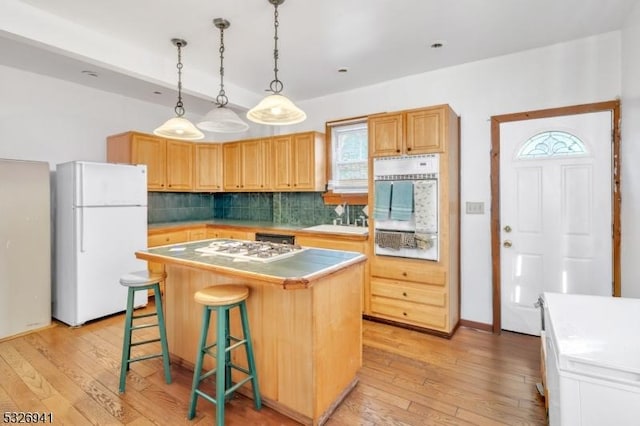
[137,240,365,425]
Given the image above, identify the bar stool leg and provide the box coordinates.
[188,306,211,420]
[119,287,135,393]
[224,309,232,397]
[216,306,227,426]
[154,284,172,385]
[240,301,262,409]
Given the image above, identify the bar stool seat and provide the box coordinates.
[119,270,171,393]
[188,284,261,425]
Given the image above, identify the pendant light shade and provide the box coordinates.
[198,106,250,133]
[154,38,204,141]
[246,93,306,125]
[197,18,249,133]
[154,116,205,140]
[247,0,306,126]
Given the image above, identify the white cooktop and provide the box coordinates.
[195,240,305,263]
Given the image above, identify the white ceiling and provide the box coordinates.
[1,0,637,115]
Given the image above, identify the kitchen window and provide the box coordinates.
[325,117,369,197]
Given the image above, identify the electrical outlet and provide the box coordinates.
[466,201,485,215]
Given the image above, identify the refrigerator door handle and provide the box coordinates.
[79,207,85,252]
[79,163,85,252]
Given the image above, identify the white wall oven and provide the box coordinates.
[372,154,439,261]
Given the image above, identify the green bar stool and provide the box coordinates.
[119,270,171,393]
[187,285,261,425]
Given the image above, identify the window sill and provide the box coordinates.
[322,191,368,205]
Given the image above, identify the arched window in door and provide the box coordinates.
[517,131,588,159]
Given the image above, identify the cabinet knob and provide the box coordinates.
[402,271,407,277]
[402,292,408,297]
[403,312,407,316]
[396,149,401,153]
[407,147,412,151]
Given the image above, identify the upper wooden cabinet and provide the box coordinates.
[369,105,450,156]
[223,138,271,191]
[194,143,223,192]
[107,131,193,191]
[272,131,325,191]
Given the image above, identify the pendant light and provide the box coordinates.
[197,19,249,133]
[154,38,204,141]
[247,0,306,126]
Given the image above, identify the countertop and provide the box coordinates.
[136,238,366,289]
[148,219,369,238]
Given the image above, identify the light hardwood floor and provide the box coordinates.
[0,301,546,425]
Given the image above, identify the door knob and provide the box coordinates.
[503,240,512,248]
[504,225,512,233]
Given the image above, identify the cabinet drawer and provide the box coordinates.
[188,228,207,241]
[371,257,446,285]
[296,235,366,253]
[370,296,447,330]
[370,278,446,307]
[148,230,189,247]
[206,229,254,240]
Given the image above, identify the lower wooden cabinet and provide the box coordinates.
[367,255,457,336]
[295,233,369,313]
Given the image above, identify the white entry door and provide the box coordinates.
[500,111,612,335]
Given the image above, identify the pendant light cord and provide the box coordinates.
[216,24,229,107]
[175,41,185,117]
[269,2,284,94]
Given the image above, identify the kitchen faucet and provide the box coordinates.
[343,202,350,225]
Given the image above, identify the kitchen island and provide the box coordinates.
[135,239,366,425]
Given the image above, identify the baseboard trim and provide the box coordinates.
[459,319,494,333]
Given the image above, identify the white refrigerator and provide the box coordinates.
[54,161,148,326]
[0,159,51,339]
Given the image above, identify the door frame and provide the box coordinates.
[490,100,621,334]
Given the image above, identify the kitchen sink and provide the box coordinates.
[302,224,368,235]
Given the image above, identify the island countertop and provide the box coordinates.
[135,238,366,289]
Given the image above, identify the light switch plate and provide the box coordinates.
[466,201,485,215]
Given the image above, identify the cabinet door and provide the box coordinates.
[194,144,223,191]
[369,113,403,157]
[132,135,166,190]
[292,133,316,190]
[223,143,242,190]
[271,135,293,190]
[165,140,193,190]
[242,139,269,191]
[406,107,444,153]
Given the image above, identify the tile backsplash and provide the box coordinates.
[148,191,366,227]
[147,192,215,223]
